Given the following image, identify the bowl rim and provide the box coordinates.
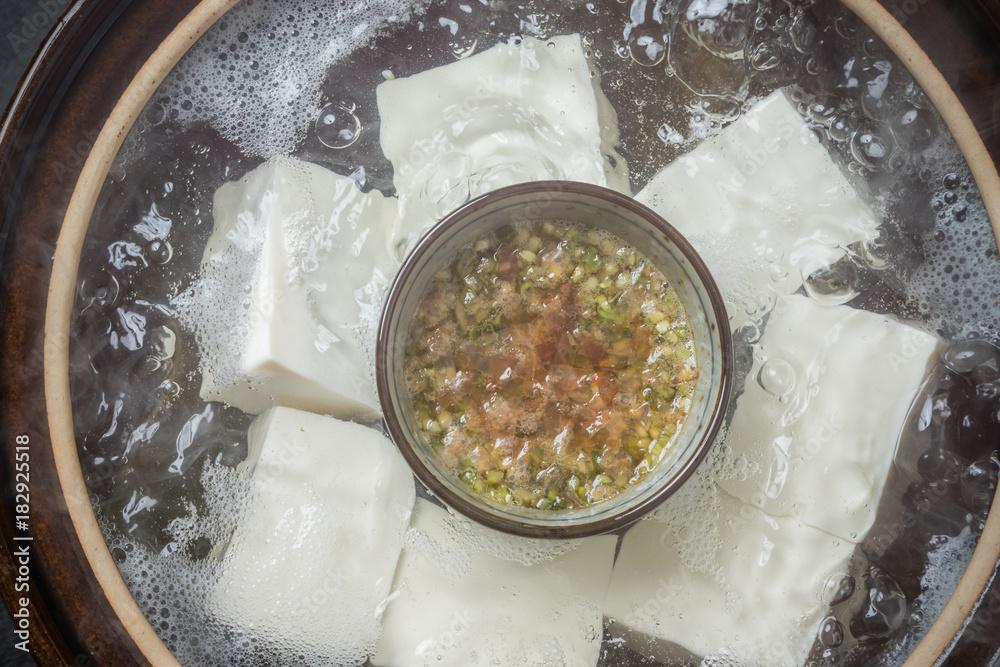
[375,179,734,539]
[37,0,1000,664]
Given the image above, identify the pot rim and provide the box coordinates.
[41,2,239,666]
[40,0,1000,664]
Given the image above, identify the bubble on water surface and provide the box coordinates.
[819,616,845,647]
[146,239,173,264]
[845,568,907,642]
[451,36,478,59]
[757,358,796,398]
[79,271,121,313]
[888,101,937,153]
[806,94,840,127]
[315,102,362,149]
[626,23,667,67]
[802,252,860,305]
[943,339,1000,375]
[850,126,891,170]
[748,40,781,71]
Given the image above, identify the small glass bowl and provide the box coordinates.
[376,181,732,538]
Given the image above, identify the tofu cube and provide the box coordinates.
[194,157,397,418]
[635,90,878,330]
[715,294,940,541]
[210,407,416,663]
[377,33,629,252]
[605,486,854,667]
[372,499,616,667]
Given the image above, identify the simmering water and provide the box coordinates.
[70,0,1000,665]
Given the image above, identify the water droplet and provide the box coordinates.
[315,102,361,149]
[697,95,742,123]
[850,127,891,170]
[846,569,907,641]
[451,37,478,59]
[889,101,936,153]
[943,339,999,374]
[669,9,751,97]
[748,40,781,71]
[828,114,852,143]
[790,13,819,53]
[145,103,166,126]
[863,36,884,59]
[857,228,891,270]
[831,575,855,606]
[803,252,860,305]
[806,95,839,126]
[962,459,999,513]
[820,616,845,647]
[158,380,182,399]
[758,359,796,398]
[835,15,857,41]
[886,152,907,172]
[861,89,895,121]
[79,272,121,313]
[626,24,666,67]
[143,325,178,376]
[146,240,173,265]
[902,81,931,109]
[917,447,961,479]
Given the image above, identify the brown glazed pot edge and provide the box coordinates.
[0,1,208,665]
[2,1,1000,666]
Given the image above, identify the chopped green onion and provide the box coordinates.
[581,246,601,272]
[598,307,622,323]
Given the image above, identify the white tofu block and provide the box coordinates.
[605,487,854,667]
[716,295,939,541]
[211,407,416,663]
[635,90,878,329]
[198,157,397,418]
[377,34,629,252]
[372,499,616,667]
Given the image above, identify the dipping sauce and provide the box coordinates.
[403,221,697,510]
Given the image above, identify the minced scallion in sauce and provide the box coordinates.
[404,221,697,510]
